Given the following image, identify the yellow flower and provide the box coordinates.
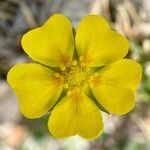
[7,14,142,140]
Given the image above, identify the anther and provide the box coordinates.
[75,87,81,92]
[64,83,69,89]
[85,67,90,72]
[54,73,60,78]
[79,56,84,61]
[60,64,66,71]
[81,62,86,67]
[60,76,64,81]
[72,60,77,66]
[88,75,94,83]
[67,91,72,96]
[93,72,99,77]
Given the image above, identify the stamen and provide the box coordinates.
[88,73,100,86]
[60,59,88,89]
[79,56,84,61]
[54,73,60,78]
[67,90,72,96]
[81,62,86,67]
[75,87,81,92]
[64,83,69,89]
[93,72,99,77]
[60,64,66,71]
[60,76,64,81]
[72,60,77,66]
[88,75,94,83]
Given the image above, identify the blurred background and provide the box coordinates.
[0,0,150,149]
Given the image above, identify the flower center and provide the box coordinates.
[62,60,88,88]
[66,66,86,86]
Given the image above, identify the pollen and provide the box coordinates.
[64,83,69,89]
[54,73,60,78]
[60,64,66,71]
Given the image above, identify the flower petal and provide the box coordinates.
[90,59,142,115]
[22,14,74,67]
[48,90,103,140]
[7,63,64,118]
[75,15,129,67]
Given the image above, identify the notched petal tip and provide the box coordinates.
[90,59,142,115]
[75,15,129,67]
[48,91,104,140]
[7,63,64,119]
[21,13,74,67]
